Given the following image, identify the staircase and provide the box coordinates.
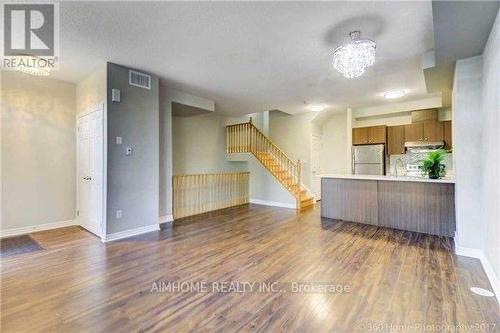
[226,119,314,212]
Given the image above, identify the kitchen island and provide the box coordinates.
[320,174,455,237]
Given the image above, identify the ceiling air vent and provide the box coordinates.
[129,70,151,90]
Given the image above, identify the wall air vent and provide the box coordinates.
[129,70,151,90]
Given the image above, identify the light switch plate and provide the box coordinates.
[112,88,121,102]
[116,210,122,219]
[116,136,122,145]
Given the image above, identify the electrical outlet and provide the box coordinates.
[116,210,122,219]
[126,146,132,156]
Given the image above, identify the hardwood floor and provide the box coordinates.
[1,204,498,332]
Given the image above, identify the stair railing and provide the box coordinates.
[226,118,303,197]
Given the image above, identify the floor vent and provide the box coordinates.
[129,70,151,90]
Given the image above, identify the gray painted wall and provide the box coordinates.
[172,113,247,175]
[106,63,159,234]
[159,91,173,218]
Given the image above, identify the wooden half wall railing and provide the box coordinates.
[173,172,250,219]
[226,119,302,197]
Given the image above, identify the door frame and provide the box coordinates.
[76,103,107,238]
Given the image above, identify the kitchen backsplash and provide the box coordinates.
[387,153,454,177]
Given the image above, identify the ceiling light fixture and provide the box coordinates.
[384,89,406,99]
[14,55,51,76]
[309,105,325,112]
[332,31,376,79]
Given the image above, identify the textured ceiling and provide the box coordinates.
[55,1,434,115]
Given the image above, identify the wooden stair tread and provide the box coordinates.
[300,196,314,203]
[228,123,314,213]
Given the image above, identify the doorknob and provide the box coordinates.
[82,176,92,180]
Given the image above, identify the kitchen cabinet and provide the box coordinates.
[404,120,443,142]
[387,125,405,155]
[443,120,452,149]
[423,120,444,142]
[368,126,387,144]
[352,127,369,145]
[352,125,386,145]
[404,123,424,142]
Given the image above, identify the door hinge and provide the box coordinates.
[76,210,79,217]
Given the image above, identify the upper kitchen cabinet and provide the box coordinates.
[404,123,424,142]
[368,126,387,144]
[352,125,386,145]
[404,120,444,142]
[423,120,444,142]
[352,127,369,145]
[443,120,452,149]
[387,125,405,155]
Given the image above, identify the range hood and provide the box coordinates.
[404,141,445,149]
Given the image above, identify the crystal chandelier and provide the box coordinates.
[14,55,51,76]
[332,31,376,79]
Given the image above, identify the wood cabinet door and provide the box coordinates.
[404,123,424,142]
[443,121,452,149]
[423,120,444,142]
[367,125,387,144]
[387,126,405,155]
[352,127,368,145]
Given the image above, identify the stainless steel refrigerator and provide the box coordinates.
[352,144,385,175]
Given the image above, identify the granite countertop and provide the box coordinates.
[319,174,455,184]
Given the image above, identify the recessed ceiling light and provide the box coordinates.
[470,287,495,297]
[309,105,325,112]
[384,90,406,99]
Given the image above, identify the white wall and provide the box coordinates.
[1,72,76,231]
[321,111,348,174]
[76,64,106,116]
[453,56,484,250]
[480,8,500,295]
[353,113,412,128]
[454,8,500,297]
[269,112,316,188]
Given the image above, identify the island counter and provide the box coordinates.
[320,174,455,237]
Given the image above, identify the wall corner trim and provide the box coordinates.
[455,245,500,305]
[159,215,174,224]
[101,224,160,242]
[249,198,296,209]
[0,220,77,238]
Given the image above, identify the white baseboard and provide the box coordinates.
[101,224,160,242]
[249,198,296,209]
[455,245,500,304]
[159,214,174,224]
[0,219,77,238]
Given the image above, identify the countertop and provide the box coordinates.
[319,174,455,184]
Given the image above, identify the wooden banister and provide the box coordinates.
[173,172,250,219]
[226,121,311,202]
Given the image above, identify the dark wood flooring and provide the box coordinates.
[1,204,498,332]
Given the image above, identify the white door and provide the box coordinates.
[311,134,322,200]
[77,106,104,236]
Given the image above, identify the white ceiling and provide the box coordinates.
[55,1,434,116]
